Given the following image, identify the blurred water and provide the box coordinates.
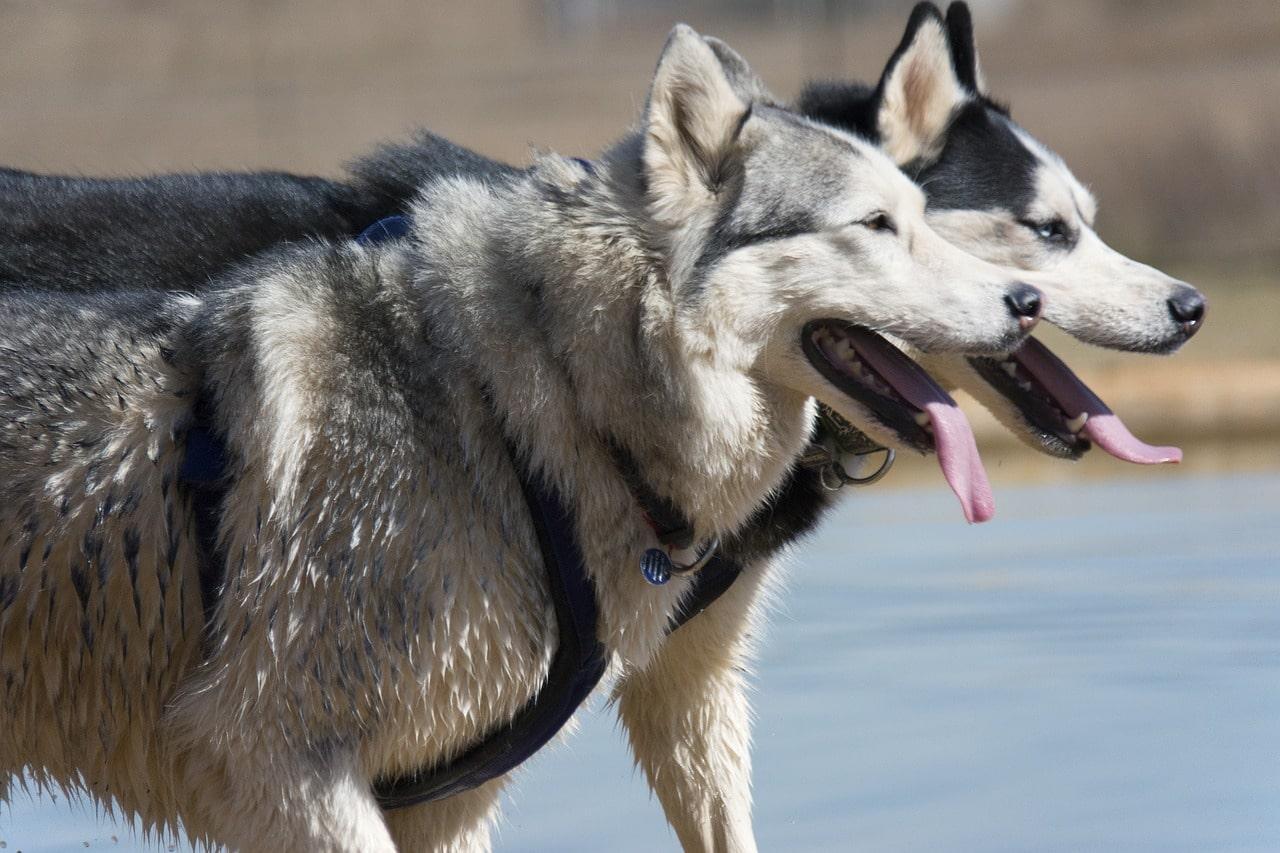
[4,472,1278,851]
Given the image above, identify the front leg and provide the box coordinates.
[174,744,396,853]
[383,778,505,853]
[615,561,775,853]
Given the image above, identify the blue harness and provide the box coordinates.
[181,215,742,810]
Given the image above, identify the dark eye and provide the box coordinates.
[1027,218,1070,245]
[860,212,897,235]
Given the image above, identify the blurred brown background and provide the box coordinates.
[0,0,1276,482]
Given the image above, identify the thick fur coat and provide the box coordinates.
[1,26,1036,851]
[1,6,1202,849]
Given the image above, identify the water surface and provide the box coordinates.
[4,472,1278,851]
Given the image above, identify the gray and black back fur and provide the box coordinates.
[0,130,517,293]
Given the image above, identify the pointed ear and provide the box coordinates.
[643,25,751,221]
[945,2,986,93]
[702,35,777,106]
[875,3,968,164]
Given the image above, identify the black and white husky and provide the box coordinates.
[799,2,1205,465]
[0,28,1039,850]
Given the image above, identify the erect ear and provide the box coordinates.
[702,35,777,106]
[643,25,751,222]
[875,2,969,165]
[945,2,987,93]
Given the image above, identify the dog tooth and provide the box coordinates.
[1066,412,1089,433]
[1002,361,1018,377]
[914,411,931,427]
[1017,380,1033,392]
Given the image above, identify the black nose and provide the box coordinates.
[1167,286,1206,336]
[1004,283,1042,330]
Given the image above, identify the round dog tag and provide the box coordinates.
[640,548,673,585]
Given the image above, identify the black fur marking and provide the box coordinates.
[915,103,1038,215]
[0,131,516,296]
[691,200,817,288]
[945,2,981,92]
[721,461,835,567]
[0,168,353,292]
[794,81,881,143]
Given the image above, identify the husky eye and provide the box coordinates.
[1027,218,1070,245]
[860,212,897,235]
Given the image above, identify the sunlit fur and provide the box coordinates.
[926,125,1196,353]
[0,27,1031,850]
[875,8,968,165]
[798,1,1205,456]
[860,3,1201,355]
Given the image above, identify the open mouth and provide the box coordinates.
[969,338,1181,465]
[801,320,994,523]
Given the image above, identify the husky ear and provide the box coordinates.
[643,25,751,221]
[703,35,776,105]
[875,2,968,164]
[945,2,986,93]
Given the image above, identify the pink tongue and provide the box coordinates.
[1012,338,1182,464]
[847,329,995,524]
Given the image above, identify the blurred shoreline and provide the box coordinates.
[0,1,1276,265]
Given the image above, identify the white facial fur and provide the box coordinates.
[926,124,1198,353]
[849,6,1200,357]
[682,130,1032,445]
[641,27,1035,456]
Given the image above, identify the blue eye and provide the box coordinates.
[1028,219,1070,244]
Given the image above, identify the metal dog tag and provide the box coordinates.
[640,548,673,585]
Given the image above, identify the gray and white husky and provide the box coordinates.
[0,27,1039,850]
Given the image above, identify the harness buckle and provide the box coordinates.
[819,447,896,491]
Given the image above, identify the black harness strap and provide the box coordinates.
[372,437,606,808]
[606,438,696,550]
[668,554,742,632]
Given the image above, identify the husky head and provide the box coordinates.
[633,26,1046,521]
[797,2,1201,462]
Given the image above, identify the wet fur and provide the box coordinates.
[0,5,1204,845]
[0,27,1033,851]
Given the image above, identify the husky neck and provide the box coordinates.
[408,144,813,540]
